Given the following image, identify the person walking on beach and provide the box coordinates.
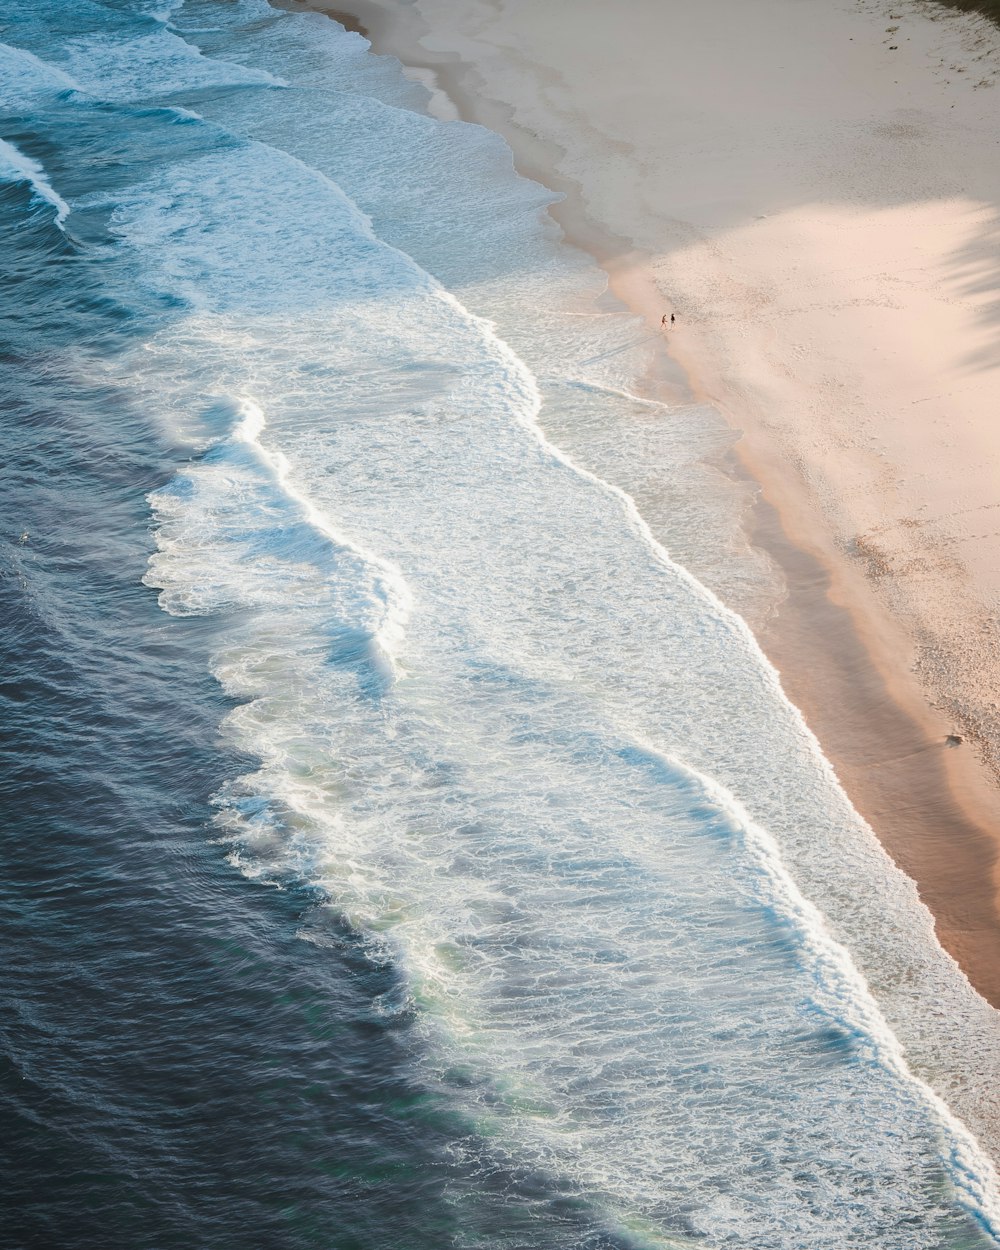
[661,314,668,327]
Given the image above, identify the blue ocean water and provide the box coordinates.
[2,2,1000,1247]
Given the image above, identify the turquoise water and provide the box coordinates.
[1,2,999,1246]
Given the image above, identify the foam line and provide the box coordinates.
[227,399,411,678]
[623,732,1000,1238]
[146,395,411,683]
[0,41,83,100]
[561,376,677,411]
[0,137,69,225]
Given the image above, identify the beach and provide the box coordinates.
[288,0,1000,1005]
[9,1,1000,1241]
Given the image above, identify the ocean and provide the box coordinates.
[2,2,999,1246]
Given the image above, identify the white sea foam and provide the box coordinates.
[0,137,69,224]
[146,394,410,683]
[0,41,83,106]
[142,0,189,24]
[53,27,286,102]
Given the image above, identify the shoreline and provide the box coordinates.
[286,0,1000,1011]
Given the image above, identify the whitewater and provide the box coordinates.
[3,0,1000,1245]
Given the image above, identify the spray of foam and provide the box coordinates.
[0,137,70,226]
[144,0,189,23]
[0,41,83,104]
[150,396,410,681]
[229,399,410,678]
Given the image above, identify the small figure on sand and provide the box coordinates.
[661,314,668,327]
